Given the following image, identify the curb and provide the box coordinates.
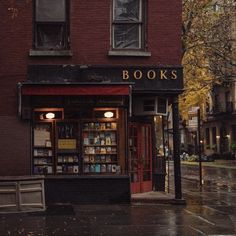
[131,198,186,205]
[131,192,186,205]
[182,176,236,188]
[181,161,236,170]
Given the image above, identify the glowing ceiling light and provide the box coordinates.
[45,112,55,119]
[104,111,114,118]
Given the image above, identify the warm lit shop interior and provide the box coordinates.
[154,115,170,157]
[32,99,128,176]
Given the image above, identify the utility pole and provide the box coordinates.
[197,108,202,187]
[172,97,182,199]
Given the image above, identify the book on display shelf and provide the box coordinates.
[95,155,101,162]
[107,164,112,172]
[84,155,89,163]
[100,155,106,162]
[82,120,118,175]
[101,164,106,172]
[90,164,95,173]
[73,165,79,173]
[89,156,95,163]
[84,164,90,173]
[112,165,117,173]
[95,164,101,173]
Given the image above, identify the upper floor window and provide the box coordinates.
[212,127,217,145]
[112,0,145,50]
[34,0,69,50]
[205,128,210,146]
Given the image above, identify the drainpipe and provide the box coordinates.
[17,82,22,117]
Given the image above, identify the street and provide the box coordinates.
[0,162,236,236]
[167,161,236,235]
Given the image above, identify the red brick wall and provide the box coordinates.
[0,117,31,175]
[0,0,182,175]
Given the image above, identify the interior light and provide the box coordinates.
[104,111,114,118]
[45,112,55,119]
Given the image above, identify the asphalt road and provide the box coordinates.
[0,163,236,236]
[167,161,236,235]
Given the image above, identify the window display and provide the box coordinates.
[33,122,54,174]
[82,121,120,174]
[55,121,79,174]
[32,118,121,175]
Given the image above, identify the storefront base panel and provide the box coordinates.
[0,176,45,213]
[45,175,131,205]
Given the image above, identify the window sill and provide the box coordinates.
[108,50,151,57]
[29,50,73,57]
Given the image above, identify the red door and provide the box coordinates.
[129,123,152,194]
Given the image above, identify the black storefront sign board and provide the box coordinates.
[27,65,183,94]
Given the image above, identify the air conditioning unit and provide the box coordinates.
[133,97,168,116]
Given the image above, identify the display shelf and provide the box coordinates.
[32,122,54,175]
[55,121,80,174]
[82,121,119,174]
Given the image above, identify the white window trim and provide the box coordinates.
[111,0,145,51]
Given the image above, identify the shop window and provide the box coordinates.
[212,127,216,145]
[214,94,219,112]
[112,0,145,50]
[231,125,236,142]
[34,0,69,50]
[157,98,167,114]
[205,128,210,146]
[143,99,155,112]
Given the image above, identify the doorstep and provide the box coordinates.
[131,191,186,205]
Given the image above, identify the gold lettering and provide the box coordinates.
[122,70,129,80]
[147,70,156,80]
[160,70,168,80]
[134,70,142,80]
[171,70,177,80]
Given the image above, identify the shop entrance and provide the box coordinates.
[129,123,152,194]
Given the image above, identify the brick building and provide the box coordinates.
[0,0,183,203]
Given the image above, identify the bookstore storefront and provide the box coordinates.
[21,86,130,177]
[19,65,183,204]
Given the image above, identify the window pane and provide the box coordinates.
[36,24,65,49]
[157,98,167,114]
[36,0,66,22]
[206,128,210,145]
[212,127,217,144]
[143,99,155,112]
[114,24,140,49]
[114,0,140,21]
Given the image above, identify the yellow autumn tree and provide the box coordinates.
[180,0,235,120]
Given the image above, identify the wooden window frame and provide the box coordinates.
[33,0,70,50]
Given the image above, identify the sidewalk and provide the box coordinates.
[181,159,236,169]
[180,159,236,187]
[131,191,186,205]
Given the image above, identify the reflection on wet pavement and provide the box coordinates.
[0,165,236,236]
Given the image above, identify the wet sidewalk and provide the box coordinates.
[178,159,236,188]
[181,159,236,169]
[131,191,186,205]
